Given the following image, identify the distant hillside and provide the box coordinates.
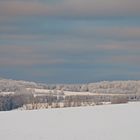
[0,78,140,111]
[0,78,140,95]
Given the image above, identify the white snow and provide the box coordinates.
[64,91,93,96]
[0,102,140,140]
[0,92,15,95]
[28,88,126,96]
[34,88,51,93]
[64,91,125,96]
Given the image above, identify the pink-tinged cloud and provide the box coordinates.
[96,41,140,50]
[0,34,46,40]
[0,45,66,66]
[95,27,140,40]
[0,1,47,16]
[70,26,140,41]
[0,0,140,17]
[0,56,66,66]
[100,55,140,65]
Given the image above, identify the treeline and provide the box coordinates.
[0,93,130,111]
[0,79,40,93]
[46,81,140,94]
[65,95,128,106]
[1,78,140,95]
[23,94,129,110]
[0,78,140,111]
[1,92,140,111]
[0,94,33,111]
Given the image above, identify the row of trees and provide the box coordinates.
[46,81,140,94]
[1,78,140,95]
[0,93,130,111]
[0,94,33,111]
[0,78,140,111]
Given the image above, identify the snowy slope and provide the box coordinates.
[0,102,140,140]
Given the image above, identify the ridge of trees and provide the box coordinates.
[0,78,140,111]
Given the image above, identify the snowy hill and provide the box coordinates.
[0,78,140,95]
[0,78,140,111]
[0,102,140,140]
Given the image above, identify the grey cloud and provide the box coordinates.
[0,0,140,18]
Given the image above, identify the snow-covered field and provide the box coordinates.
[29,88,122,96]
[0,102,140,140]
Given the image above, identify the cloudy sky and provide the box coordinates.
[0,0,140,84]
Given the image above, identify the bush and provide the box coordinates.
[111,96,128,104]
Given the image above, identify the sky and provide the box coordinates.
[0,0,140,84]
